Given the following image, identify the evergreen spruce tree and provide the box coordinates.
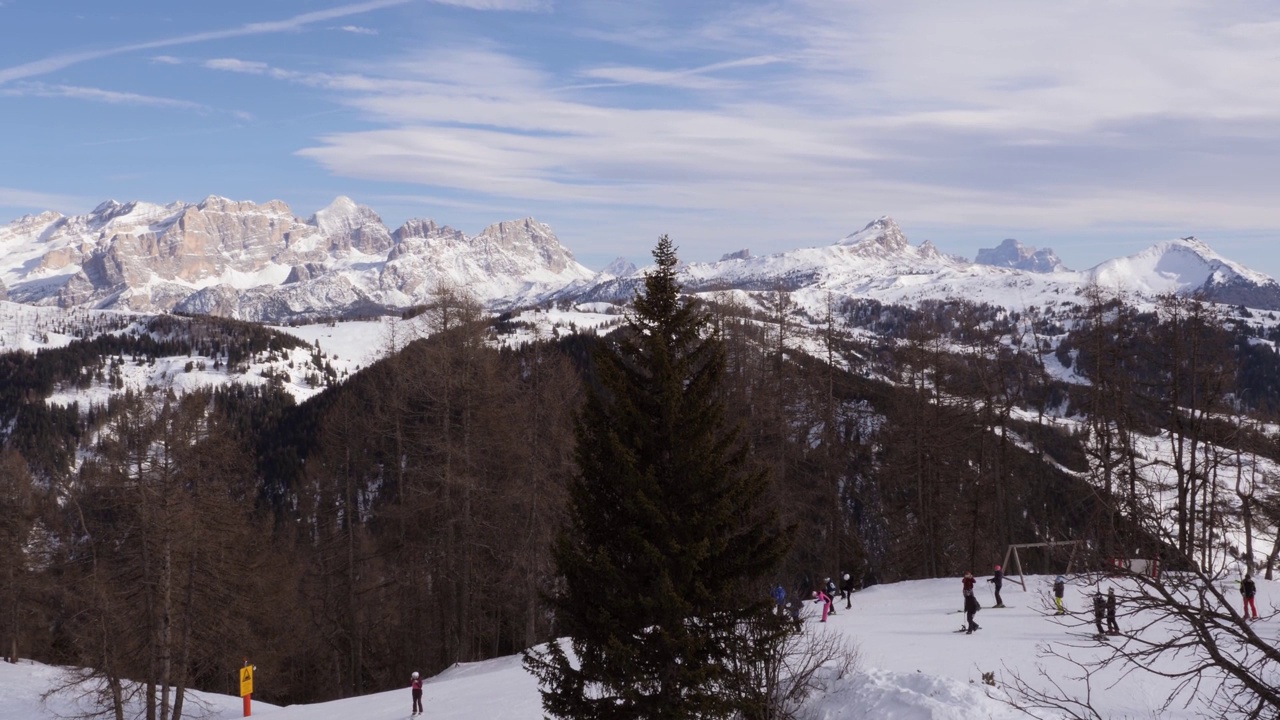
[526,236,792,719]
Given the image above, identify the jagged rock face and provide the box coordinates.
[975,239,1066,273]
[0,277,7,302]
[720,249,751,262]
[472,219,577,275]
[390,219,466,253]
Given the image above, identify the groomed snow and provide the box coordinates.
[4,575,1274,719]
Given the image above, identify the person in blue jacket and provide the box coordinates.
[772,584,787,615]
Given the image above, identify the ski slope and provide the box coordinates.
[3,575,1275,719]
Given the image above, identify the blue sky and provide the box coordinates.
[3,0,1280,276]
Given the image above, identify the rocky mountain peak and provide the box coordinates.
[474,218,576,274]
[602,257,637,277]
[839,217,909,252]
[309,196,392,254]
[975,238,1066,273]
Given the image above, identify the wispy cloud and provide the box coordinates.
[0,187,83,212]
[1,81,210,111]
[205,58,269,74]
[0,0,549,86]
[151,55,182,65]
[573,55,789,90]
[337,25,379,35]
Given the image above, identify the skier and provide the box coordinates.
[841,573,856,610]
[962,571,975,612]
[410,671,423,716]
[1092,591,1106,636]
[772,584,787,615]
[1106,587,1120,635]
[1052,575,1066,615]
[824,577,839,615]
[1241,572,1259,619]
[964,590,981,634]
[813,589,833,622]
[987,564,1005,607]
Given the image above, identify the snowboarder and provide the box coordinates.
[1092,592,1106,636]
[1052,575,1065,615]
[1106,588,1120,634]
[964,590,981,634]
[814,589,833,622]
[772,584,787,615]
[841,573,856,610]
[987,564,1005,607]
[410,671,423,716]
[1241,572,1259,619]
[823,578,838,615]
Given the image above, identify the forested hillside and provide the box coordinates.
[1,285,1278,713]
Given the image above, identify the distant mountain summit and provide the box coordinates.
[975,239,1066,273]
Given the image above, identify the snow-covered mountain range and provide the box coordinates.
[0,196,595,321]
[3,198,1279,322]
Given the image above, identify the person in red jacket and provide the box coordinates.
[410,671,423,716]
[962,571,975,613]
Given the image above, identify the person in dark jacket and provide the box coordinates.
[964,592,981,634]
[1242,572,1259,619]
[1105,588,1120,634]
[772,584,787,615]
[1092,592,1106,635]
[840,573,855,610]
[987,564,1005,607]
[1053,576,1066,615]
[823,578,838,615]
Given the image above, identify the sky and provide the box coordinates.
[2,1,1280,276]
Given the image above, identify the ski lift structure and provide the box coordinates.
[1001,540,1081,591]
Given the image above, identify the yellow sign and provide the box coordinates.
[239,665,254,697]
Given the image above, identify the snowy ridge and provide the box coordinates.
[558,217,1280,317]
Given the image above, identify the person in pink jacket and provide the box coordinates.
[813,589,833,622]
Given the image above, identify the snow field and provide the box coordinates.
[6,575,1274,719]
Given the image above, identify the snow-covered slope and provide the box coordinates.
[3,575,1273,719]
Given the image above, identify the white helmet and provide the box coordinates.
[412,671,419,679]
[843,573,850,580]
